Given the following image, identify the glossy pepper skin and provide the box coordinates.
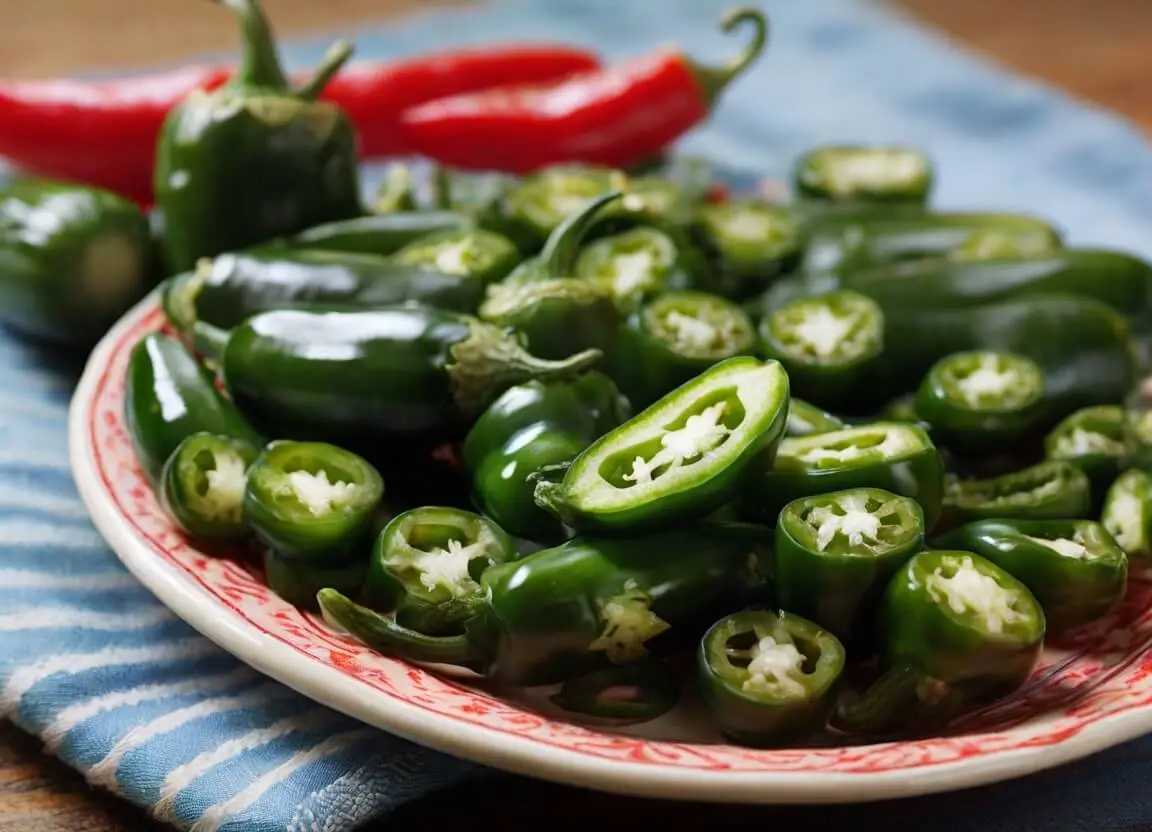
[550,658,680,724]
[317,522,772,687]
[464,372,632,544]
[204,304,603,446]
[363,506,517,635]
[1102,469,1152,572]
[290,211,472,257]
[1044,405,1130,509]
[742,422,946,533]
[930,519,1127,635]
[785,398,847,438]
[697,609,845,747]
[534,357,790,534]
[793,145,933,207]
[775,488,925,649]
[692,200,806,299]
[159,432,258,541]
[0,179,155,348]
[243,440,384,564]
[834,550,1044,735]
[263,548,368,613]
[154,0,362,274]
[124,333,263,484]
[939,460,1092,533]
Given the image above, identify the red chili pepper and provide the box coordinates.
[0,45,602,204]
[395,7,768,175]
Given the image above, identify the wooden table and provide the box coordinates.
[2,0,1150,828]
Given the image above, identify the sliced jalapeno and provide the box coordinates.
[159,432,259,541]
[480,279,620,362]
[372,163,418,213]
[1102,469,1152,572]
[915,350,1046,454]
[786,398,847,438]
[263,548,368,613]
[744,422,945,531]
[1045,405,1129,507]
[500,165,628,247]
[574,226,691,310]
[1126,407,1152,470]
[534,356,790,534]
[549,658,680,723]
[940,460,1092,532]
[793,145,933,205]
[759,290,884,412]
[697,609,845,747]
[692,201,806,299]
[775,488,925,648]
[243,440,385,564]
[390,228,520,287]
[949,227,1061,262]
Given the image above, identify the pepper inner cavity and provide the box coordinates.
[648,300,746,359]
[940,352,1041,411]
[799,492,912,555]
[924,554,1029,636]
[724,624,814,697]
[189,446,247,517]
[589,582,670,663]
[772,299,877,364]
[390,519,486,598]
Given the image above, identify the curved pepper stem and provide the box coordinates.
[542,190,626,278]
[296,40,355,101]
[688,7,770,106]
[215,0,289,91]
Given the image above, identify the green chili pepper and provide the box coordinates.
[389,228,520,287]
[124,333,264,484]
[833,550,1044,735]
[1126,407,1152,470]
[775,488,925,648]
[697,609,845,747]
[263,548,368,613]
[1101,469,1152,572]
[159,432,258,541]
[878,393,925,426]
[786,398,847,437]
[914,350,1047,455]
[317,522,771,687]
[692,201,806,299]
[290,211,472,257]
[534,357,789,534]
[759,290,884,413]
[495,165,629,250]
[609,290,758,410]
[549,658,680,724]
[371,164,418,214]
[1044,406,1130,508]
[793,145,933,206]
[154,0,361,273]
[364,506,516,634]
[743,422,945,532]
[243,440,384,564]
[948,227,1062,262]
[940,460,1092,532]
[206,305,602,444]
[930,519,1127,634]
[574,226,693,311]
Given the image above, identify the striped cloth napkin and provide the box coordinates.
[3,0,1152,830]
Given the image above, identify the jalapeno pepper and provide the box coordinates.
[833,550,1044,735]
[549,657,680,724]
[878,393,926,426]
[389,227,520,287]
[786,398,847,438]
[692,201,806,299]
[124,333,264,484]
[930,519,1127,635]
[534,357,789,534]
[206,305,602,445]
[263,548,368,613]
[609,290,759,410]
[914,350,1047,455]
[1101,469,1152,572]
[793,145,933,206]
[159,432,258,541]
[364,506,516,634]
[759,290,884,413]
[697,609,845,747]
[492,165,629,250]
[290,210,472,257]
[243,440,384,564]
[1044,405,1130,508]
[318,522,772,686]
[573,226,693,311]
[939,460,1092,532]
[948,227,1062,262]
[371,163,419,214]
[775,488,925,648]
[1125,407,1152,470]
[743,422,945,532]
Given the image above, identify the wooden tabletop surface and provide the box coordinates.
[2,0,1150,829]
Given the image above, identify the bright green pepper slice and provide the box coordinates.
[371,163,418,213]
[775,488,925,648]
[697,609,845,747]
[786,398,847,437]
[1044,405,1129,508]
[499,165,629,248]
[574,226,692,311]
[1101,468,1152,572]
[1125,406,1152,470]
[759,290,884,413]
[243,440,384,563]
[940,460,1092,532]
[159,432,258,541]
[930,519,1127,634]
[948,227,1062,262]
[834,549,1044,735]
[692,200,806,299]
[389,228,520,287]
[549,658,680,724]
[534,357,789,534]
[793,145,933,206]
[263,548,368,613]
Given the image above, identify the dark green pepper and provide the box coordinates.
[549,658,679,724]
[534,357,789,534]
[243,440,384,563]
[793,145,933,206]
[940,460,1092,532]
[154,0,361,273]
[833,550,1044,735]
[692,200,806,299]
[317,522,771,687]
[742,422,946,532]
[1044,405,1130,508]
[389,228,520,287]
[878,393,926,426]
[496,165,629,249]
[364,506,516,635]
[1125,406,1152,470]
[786,398,847,437]
[775,488,925,648]
[947,227,1062,262]
[759,290,884,413]
[1101,469,1152,573]
[574,226,693,311]
[159,432,258,541]
[697,609,845,747]
[263,548,368,613]
[124,332,264,484]
[290,211,471,257]
[930,519,1127,634]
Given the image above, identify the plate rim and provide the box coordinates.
[66,291,1152,805]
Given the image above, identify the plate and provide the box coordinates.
[69,293,1152,805]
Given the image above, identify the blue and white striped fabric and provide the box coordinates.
[3,0,1152,829]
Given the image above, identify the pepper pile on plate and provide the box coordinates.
[9,0,1152,748]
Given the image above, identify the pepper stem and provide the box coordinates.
[687,7,769,106]
[296,40,355,101]
[215,0,289,91]
[542,190,625,278]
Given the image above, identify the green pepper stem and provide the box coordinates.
[296,40,355,101]
[687,7,770,106]
[831,663,923,735]
[542,190,625,278]
[215,0,289,91]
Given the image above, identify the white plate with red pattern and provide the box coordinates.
[69,292,1152,805]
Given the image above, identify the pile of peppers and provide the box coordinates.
[10,0,1147,749]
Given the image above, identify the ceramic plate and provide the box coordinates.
[69,293,1152,805]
